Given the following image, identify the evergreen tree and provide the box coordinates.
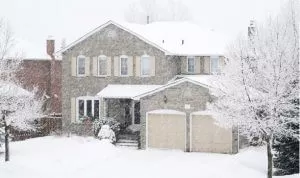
[273,98,299,175]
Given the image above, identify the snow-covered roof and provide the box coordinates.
[96,84,162,99]
[0,82,33,97]
[147,109,186,115]
[59,20,228,56]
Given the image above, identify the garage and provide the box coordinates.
[190,111,233,153]
[146,110,186,151]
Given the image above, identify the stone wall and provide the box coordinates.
[139,81,211,151]
[62,24,181,130]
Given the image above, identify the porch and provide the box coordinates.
[96,84,161,131]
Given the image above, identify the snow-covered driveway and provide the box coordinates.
[0,136,298,178]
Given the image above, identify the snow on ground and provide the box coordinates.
[0,136,298,178]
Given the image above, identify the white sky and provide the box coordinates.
[0,0,285,58]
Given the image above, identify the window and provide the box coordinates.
[210,56,219,74]
[77,55,86,76]
[98,55,107,76]
[76,97,100,122]
[187,57,195,73]
[120,56,128,76]
[141,55,150,76]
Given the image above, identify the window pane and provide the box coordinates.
[188,57,195,73]
[78,100,85,118]
[211,56,219,73]
[141,56,150,76]
[98,57,107,75]
[78,57,85,75]
[121,58,128,75]
[87,100,92,117]
[94,100,99,119]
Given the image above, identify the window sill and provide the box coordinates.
[95,75,108,78]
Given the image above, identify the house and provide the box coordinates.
[59,20,238,153]
[15,39,62,114]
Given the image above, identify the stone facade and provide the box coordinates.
[62,24,180,130]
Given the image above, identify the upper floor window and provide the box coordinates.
[98,55,107,76]
[187,56,195,73]
[210,56,219,74]
[77,96,100,122]
[120,55,128,76]
[141,55,150,76]
[77,55,86,76]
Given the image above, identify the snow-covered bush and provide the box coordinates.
[97,125,116,143]
[93,117,120,137]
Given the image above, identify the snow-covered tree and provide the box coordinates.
[124,0,191,24]
[209,1,299,178]
[0,19,42,162]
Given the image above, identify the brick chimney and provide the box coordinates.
[248,20,256,40]
[47,36,55,60]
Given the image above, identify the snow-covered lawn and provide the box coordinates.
[0,136,298,178]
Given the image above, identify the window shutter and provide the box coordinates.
[85,57,90,76]
[195,56,201,73]
[150,56,156,76]
[185,57,188,73]
[135,56,141,76]
[107,56,111,76]
[204,56,210,74]
[71,57,77,76]
[71,97,76,123]
[128,56,133,76]
[114,56,119,76]
[92,57,98,76]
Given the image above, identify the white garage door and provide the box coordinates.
[146,110,186,151]
[190,112,233,153]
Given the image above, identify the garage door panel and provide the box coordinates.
[191,114,232,153]
[147,111,185,151]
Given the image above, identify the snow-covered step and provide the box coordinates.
[116,142,138,147]
[117,139,138,143]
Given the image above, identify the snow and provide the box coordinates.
[97,84,162,99]
[191,110,217,116]
[0,136,298,178]
[148,109,186,115]
[60,20,229,56]
[0,82,33,97]
[122,21,228,56]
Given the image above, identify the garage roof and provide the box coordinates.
[96,84,162,99]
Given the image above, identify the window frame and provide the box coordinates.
[187,56,195,73]
[119,55,129,76]
[210,56,219,74]
[97,55,107,77]
[77,55,86,77]
[141,55,151,77]
[76,96,100,123]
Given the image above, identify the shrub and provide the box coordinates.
[93,117,121,137]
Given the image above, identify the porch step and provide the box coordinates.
[116,134,139,149]
[118,134,138,140]
[116,142,138,147]
[117,139,138,143]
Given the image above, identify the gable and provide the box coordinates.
[60,21,168,55]
[133,78,210,100]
